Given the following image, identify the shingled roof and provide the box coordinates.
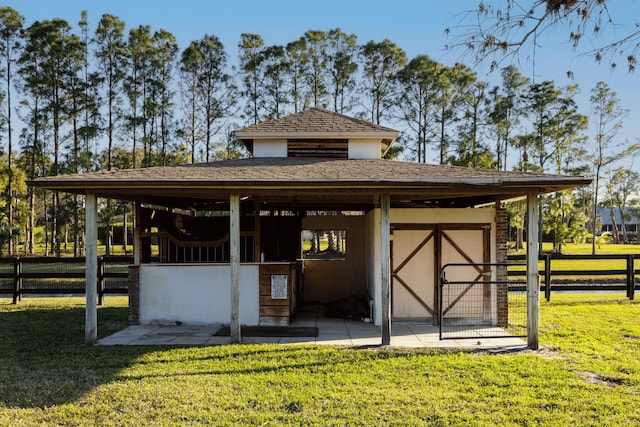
[30,157,591,209]
[235,108,399,155]
[236,107,398,135]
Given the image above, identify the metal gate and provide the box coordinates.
[439,262,526,339]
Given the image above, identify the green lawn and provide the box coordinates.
[512,242,640,255]
[0,295,638,425]
[508,243,640,279]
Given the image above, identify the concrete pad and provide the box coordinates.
[205,336,231,346]
[242,336,281,344]
[96,318,527,351]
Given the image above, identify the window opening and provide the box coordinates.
[302,229,346,260]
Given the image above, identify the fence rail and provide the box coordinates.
[0,253,637,303]
[0,256,133,304]
[507,253,638,301]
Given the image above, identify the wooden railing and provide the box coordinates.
[144,231,255,263]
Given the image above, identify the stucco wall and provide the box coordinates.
[139,264,260,325]
[347,139,381,159]
[252,139,287,157]
[301,215,367,303]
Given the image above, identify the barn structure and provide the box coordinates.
[30,107,590,348]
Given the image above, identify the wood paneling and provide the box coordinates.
[258,263,298,326]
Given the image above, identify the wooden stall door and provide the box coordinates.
[391,227,436,322]
[391,224,491,324]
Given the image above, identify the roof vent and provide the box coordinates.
[287,138,348,158]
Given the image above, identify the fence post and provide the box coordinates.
[544,254,551,302]
[12,257,21,304]
[627,254,635,300]
[97,256,105,306]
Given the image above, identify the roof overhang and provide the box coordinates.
[28,159,591,211]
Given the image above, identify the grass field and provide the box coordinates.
[0,295,638,425]
[511,242,640,255]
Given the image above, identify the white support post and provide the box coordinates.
[85,193,98,345]
[380,193,391,345]
[526,192,540,350]
[230,193,241,343]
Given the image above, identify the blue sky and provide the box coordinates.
[5,0,639,166]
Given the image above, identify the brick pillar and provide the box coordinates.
[496,204,508,327]
[128,265,140,325]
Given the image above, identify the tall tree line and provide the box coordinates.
[0,6,636,256]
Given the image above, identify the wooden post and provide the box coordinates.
[544,254,551,302]
[526,192,539,350]
[133,202,141,266]
[627,254,635,300]
[85,193,98,346]
[97,257,105,306]
[12,257,21,304]
[380,193,391,345]
[230,193,241,343]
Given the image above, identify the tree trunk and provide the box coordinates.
[327,231,336,252]
[610,207,619,244]
[619,207,628,243]
[6,59,13,256]
[516,226,523,250]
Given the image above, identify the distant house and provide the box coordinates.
[598,207,639,241]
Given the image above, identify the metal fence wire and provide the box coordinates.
[440,263,527,340]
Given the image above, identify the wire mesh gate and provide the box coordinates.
[439,263,526,340]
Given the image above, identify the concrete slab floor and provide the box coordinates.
[97,318,528,351]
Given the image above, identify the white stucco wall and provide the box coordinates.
[348,139,381,159]
[253,139,287,157]
[139,264,260,325]
[365,208,497,326]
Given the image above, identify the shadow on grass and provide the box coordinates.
[0,300,420,409]
[0,301,154,408]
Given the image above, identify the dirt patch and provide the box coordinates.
[580,371,623,387]
[514,345,565,359]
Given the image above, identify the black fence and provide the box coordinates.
[508,253,638,301]
[0,256,133,304]
[0,253,637,304]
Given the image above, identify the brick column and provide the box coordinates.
[128,265,140,324]
[496,204,508,327]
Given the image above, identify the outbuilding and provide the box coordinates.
[30,107,590,348]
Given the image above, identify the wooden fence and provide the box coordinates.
[0,253,637,303]
[508,253,638,301]
[0,256,133,304]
